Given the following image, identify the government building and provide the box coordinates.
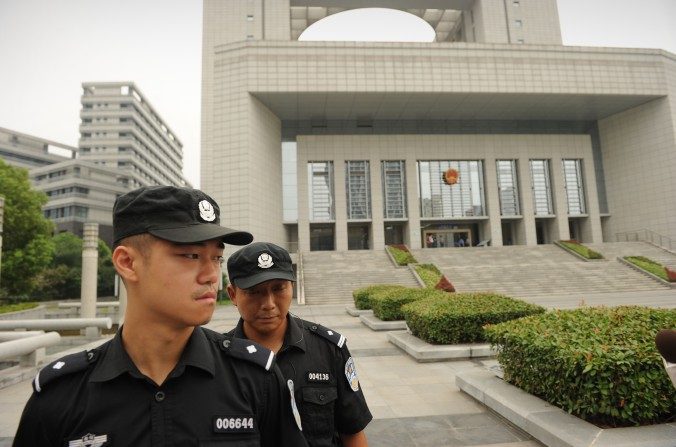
[201,0,676,252]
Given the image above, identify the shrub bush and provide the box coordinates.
[402,293,544,344]
[414,263,443,287]
[625,256,672,282]
[0,302,39,314]
[352,284,408,310]
[386,245,417,266]
[371,287,439,321]
[484,306,676,427]
[558,240,604,259]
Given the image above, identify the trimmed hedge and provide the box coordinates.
[414,263,443,288]
[352,284,408,310]
[386,245,417,266]
[558,240,604,259]
[371,287,439,321]
[625,256,672,282]
[484,306,676,427]
[402,293,545,344]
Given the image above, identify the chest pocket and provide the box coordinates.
[301,386,338,438]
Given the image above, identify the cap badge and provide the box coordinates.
[198,200,216,222]
[257,253,274,269]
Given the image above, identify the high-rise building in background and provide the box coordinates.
[201,0,676,252]
[79,82,188,189]
[0,82,189,246]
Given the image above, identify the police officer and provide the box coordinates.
[226,242,372,447]
[13,186,307,447]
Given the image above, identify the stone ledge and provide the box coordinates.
[345,306,373,317]
[387,331,496,362]
[359,314,408,331]
[456,369,676,447]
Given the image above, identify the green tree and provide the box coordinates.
[37,233,116,299]
[0,160,54,296]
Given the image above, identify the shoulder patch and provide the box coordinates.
[220,336,275,371]
[307,321,346,348]
[33,349,98,393]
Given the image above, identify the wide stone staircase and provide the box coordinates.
[409,242,673,298]
[301,250,419,304]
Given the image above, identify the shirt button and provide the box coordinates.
[319,394,325,401]
[155,391,165,402]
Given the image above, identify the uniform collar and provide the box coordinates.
[233,315,307,353]
[90,326,215,383]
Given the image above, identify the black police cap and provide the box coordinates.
[113,185,253,246]
[227,242,295,289]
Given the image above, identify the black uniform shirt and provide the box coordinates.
[13,326,307,447]
[230,316,372,447]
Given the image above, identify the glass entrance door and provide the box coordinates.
[424,229,472,248]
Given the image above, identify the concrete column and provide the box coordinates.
[482,158,503,246]
[0,196,4,289]
[80,223,99,339]
[370,158,384,250]
[580,158,603,243]
[516,160,537,245]
[405,157,422,249]
[550,158,571,241]
[117,277,127,326]
[334,160,347,251]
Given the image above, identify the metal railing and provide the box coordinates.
[616,228,674,252]
[0,331,61,366]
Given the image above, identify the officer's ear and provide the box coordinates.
[226,284,238,306]
[112,245,142,284]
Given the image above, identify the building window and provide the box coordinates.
[562,159,586,215]
[308,161,334,221]
[246,14,254,21]
[517,39,524,44]
[418,160,485,218]
[345,161,371,220]
[382,160,407,219]
[496,160,520,216]
[514,20,522,28]
[513,0,520,6]
[529,159,553,215]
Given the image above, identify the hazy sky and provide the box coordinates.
[1,0,674,187]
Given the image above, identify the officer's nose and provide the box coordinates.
[260,289,276,309]
[198,258,220,286]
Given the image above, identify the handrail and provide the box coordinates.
[0,318,112,331]
[0,331,61,366]
[615,228,674,252]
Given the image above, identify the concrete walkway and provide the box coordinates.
[0,302,540,447]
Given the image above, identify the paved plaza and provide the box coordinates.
[1,288,675,446]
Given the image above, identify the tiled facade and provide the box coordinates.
[201,0,676,251]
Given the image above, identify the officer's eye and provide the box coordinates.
[180,253,200,260]
[214,256,225,265]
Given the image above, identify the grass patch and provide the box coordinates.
[558,240,604,259]
[0,302,39,314]
[624,256,671,281]
[414,264,443,287]
[386,245,417,266]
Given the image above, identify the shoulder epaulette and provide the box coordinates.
[306,321,346,348]
[219,335,274,371]
[33,349,99,393]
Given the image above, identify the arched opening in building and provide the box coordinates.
[298,8,436,42]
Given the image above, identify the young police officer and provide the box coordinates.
[227,242,372,447]
[13,186,307,447]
